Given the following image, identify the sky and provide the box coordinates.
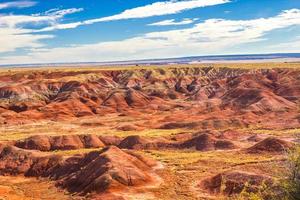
[0,0,300,65]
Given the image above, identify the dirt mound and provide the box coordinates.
[16,135,52,151]
[41,99,95,119]
[80,135,105,148]
[200,171,273,196]
[55,146,157,194]
[102,91,130,110]
[246,137,292,153]
[181,133,216,151]
[215,140,236,150]
[118,135,151,150]
[125,89,151,107]
[181,133,236,151]
[117,135,176,150]
[15,134,105,151]
[51,135,85,150]
[0,145,159,197]
[98,135,123,146]
[222,87,295,113]
[0,145,61,176]
[0,145,36,175]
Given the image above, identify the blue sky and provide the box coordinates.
[0,0,300,64]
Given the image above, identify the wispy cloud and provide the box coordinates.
[91,0,229,21]
[1,9,300,65]
[0,8,83,53]
[148,18,198,26]
[37,0,230,31]
[44,8,84,17]
[0,1,37,9]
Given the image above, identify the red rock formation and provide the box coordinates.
[0,145,159,197]
[1,67,298,127]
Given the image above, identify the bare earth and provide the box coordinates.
[0,63,299,200]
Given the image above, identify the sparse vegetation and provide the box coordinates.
[235,146,300,200]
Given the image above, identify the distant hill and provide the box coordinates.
[1,53,300,68]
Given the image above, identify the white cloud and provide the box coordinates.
[44,8,84,17]
[37,0,230,31]
[90,0,229,21]
[0,1,36,9]
[1,9,300,65]
[0,28,53,53]
[0,8,83,53]
[148,18,198,26]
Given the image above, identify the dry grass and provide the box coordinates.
[0,118,185,142]
[0,176,81,200]
[140,149,287,200]
[143,150,280,170]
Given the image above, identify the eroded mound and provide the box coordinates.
[0,145,159,197]
[15,135,52,151]
[15,134,106,151]
[80,135,105,148]
[181,133,236,151]
[118,135,151,150]
[200,171,273,196]
[0,145,62,176]
[118,135,176,150]
[99,135,123,146]
[246,137,292,153]
[57,146,157,194]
